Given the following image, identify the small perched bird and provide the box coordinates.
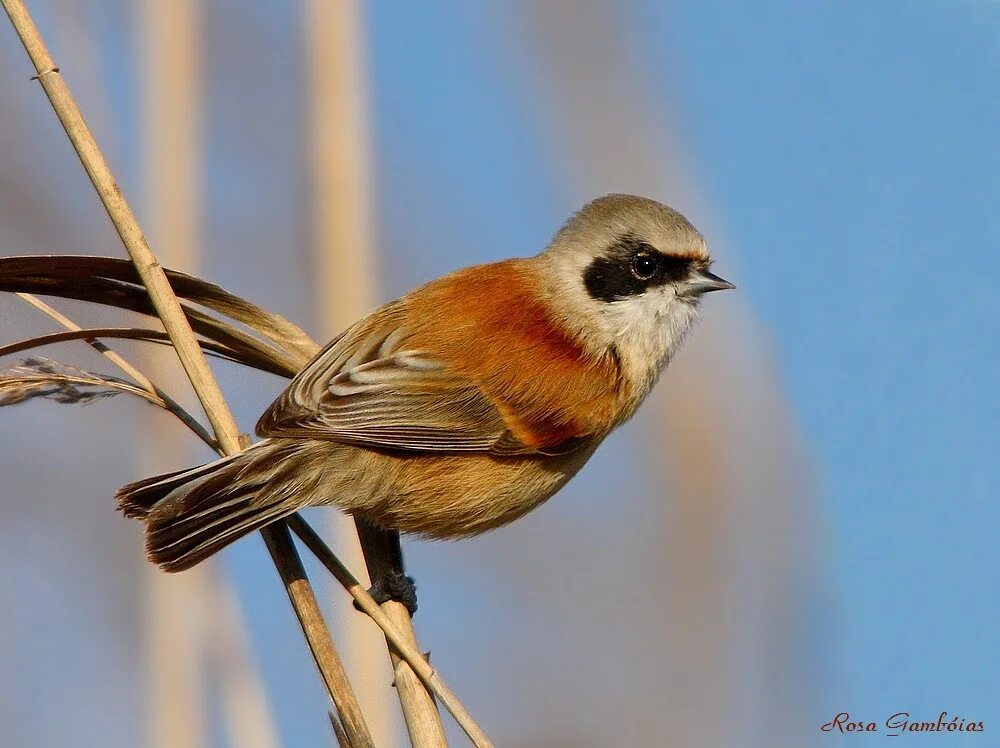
[118,194,733,596]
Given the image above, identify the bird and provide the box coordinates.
[117,194,733,605]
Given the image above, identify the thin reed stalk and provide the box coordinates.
[303,0,444,743]
[137,2,275,744]
[0,3,374,745]
[6,290,492,746]
[15,295,278,747]
[1,3,493,745]
[289,517,493,748]
[14,292,216,447]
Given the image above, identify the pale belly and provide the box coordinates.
[297,437,601,538]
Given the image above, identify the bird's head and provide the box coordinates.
[536,194,734,390]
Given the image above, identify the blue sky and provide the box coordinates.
[365,0,1000,742]
[2,1,997,746]
[662,0,1000,740]
[233,1,999,743]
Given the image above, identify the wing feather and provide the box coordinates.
[256,302,533,454]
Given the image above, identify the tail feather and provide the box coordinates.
[146,492,295,572]
[115,440,307,572]
[116,455,243,519]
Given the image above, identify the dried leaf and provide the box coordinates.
[0,255,319,375]
[0,327,293,377]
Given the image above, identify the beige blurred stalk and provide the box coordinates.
[519,2,817,746]
[302,1,387,743]
[139,3,278,747]
[139,2,206,746]
[2,1,490,743]
[303,2,446,745]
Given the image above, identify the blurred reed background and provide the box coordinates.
[2,1,998,747]
[139,1,211,745]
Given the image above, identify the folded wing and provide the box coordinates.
[256,302,534,454]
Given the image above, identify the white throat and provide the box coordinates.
[599,287,698,395]
[534,251,700,397]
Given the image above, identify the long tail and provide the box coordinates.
[116,440,312,572]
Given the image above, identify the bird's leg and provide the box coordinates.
[366,565,418,615]
[354,520,418,616]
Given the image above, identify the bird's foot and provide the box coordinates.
[355,567,418,616]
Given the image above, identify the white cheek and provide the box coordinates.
[603,287,697,387]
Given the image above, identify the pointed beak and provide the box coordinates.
[683,269,736,296]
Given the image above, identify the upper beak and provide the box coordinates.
[684,269,736,296]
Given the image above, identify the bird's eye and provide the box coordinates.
[630,251,660,281]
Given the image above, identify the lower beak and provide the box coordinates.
[684,270,736,296]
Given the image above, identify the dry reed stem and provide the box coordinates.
[11,298,278,747]
[354,523,448,745]
[304,3,407,743]
[7,292,493,747]
[304,0,444,742]
[263,522,373,747]
[0,3,374,745]
[1,0,241,451]
[330,711,351,748]
[289,517,494,748]
[3,4,493,745]
[0,326,278,376]
[15,292,217,448]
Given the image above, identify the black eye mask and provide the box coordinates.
[583,234,694,303]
